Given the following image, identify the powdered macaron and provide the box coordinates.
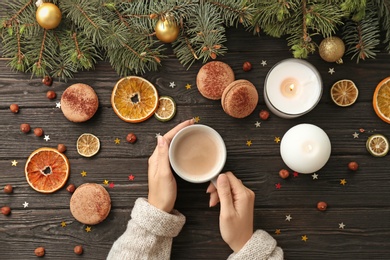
[70,183,111,225]
[196,61,235,100]
[61,83,99,122]
[221,79,259,118]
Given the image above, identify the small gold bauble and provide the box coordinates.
[319,36,345,64]
[36,3,62,30]
[155,19,179,43]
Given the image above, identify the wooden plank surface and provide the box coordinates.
[1,25,390,260]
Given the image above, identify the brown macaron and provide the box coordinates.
[221,79,259,118]
[70,183,111,225]
[196,61,235,100]
[61,83,99,122]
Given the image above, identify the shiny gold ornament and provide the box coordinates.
[319,36,345,64]
[36,3,62,30]
[154,19,179,43]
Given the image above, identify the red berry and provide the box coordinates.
[317,201,327,211]
[10,104,19,113]
[348,161,358,171]
[20,123,31,133]
[259,110,270,120]
[242,61,252,72]
[1,206,11,215]
[279,169,290,179]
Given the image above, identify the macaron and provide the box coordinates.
[221,79,259,118]
[61,83,99,122]
[70,183,111,225]
[196,61,235,100]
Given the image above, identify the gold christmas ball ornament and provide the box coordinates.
[155,19,180,43]
[36,3,62,30]
[319,36,345,64]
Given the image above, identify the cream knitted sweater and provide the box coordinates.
[107,198,283,260]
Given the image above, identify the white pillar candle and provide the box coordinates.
[280,124,331,174]
[264,59,322,118]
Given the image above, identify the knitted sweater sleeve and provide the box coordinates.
[227,230,284,260]
[107,198,186,260]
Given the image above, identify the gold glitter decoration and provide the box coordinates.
[319,36,345,64]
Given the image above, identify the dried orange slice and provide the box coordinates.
[155,96,176,122]
[77,133,100,157]
[366,134,389,157]
[330,79,358,107]
[111,76,159,123]
[373,77,390,124]
[25,147,70,193]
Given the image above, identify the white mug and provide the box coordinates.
[169,124,226,185]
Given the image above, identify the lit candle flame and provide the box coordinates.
[289,84,295,91]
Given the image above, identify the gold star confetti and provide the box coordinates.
[85,226,92,232]
[61,221,67,227]
[11,160,18,166]
[81,171,87,177]
[301,235,308,242]
[274,137,281,143]
[115,138,121,144]
[194,116,200,123]
[275,229,281,235]
[103,180,109,185]
[340,179,347,185]
[185,83,191,90]
[246,140,252,147]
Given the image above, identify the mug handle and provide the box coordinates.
[210,175,218,189]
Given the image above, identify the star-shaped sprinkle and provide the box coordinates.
[339,222,346,229]
[61,221,67,227]
[169,82,176,88]
[275,229,281,235]
[109,182,115,188]
[114,138,120,144]
[155,133,161,138]
[185,83,191,90]
[254,121,261,128]
[285,215,292,221]
[56,102,61,108]
[352,132,359,139]
[274,137,281,143]
[11,160,18,166]
[246,140,252,147]
[328,68,335,75]
[301,235,308,242]
[85,226,92,232]
[81,171,87,177]
[275,183,282,189]
[103,180,109,185]
[340,179,347,185]
[23,201,29,208]
[293,172,299,177]
[261,60,267,66]
[44,135,50,142]
[312,173,319,180]
[128,174,135,181]
[194,116,200,123]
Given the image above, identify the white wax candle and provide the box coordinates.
[264,59,322,118]
[280,124,331,174]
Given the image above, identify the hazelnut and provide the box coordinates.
[4,184,13,194]
[66,184,76,193]
[126,133,137,144]
[279,169,290,179]
[74,245,83,255]
[348,161,359,171]
[1,206,11,216]
[57,144,67,153]
[10,104,19,113]
[42,76,53,86]
[34,128,44,137]
[34,247,45,257]
[46,90,56,100]
[259,110,270,120]
[20,123,31,133]
[317,201,327,211]
[242,61,252,72]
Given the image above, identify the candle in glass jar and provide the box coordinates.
[280,124,331,174]
[264,59,322,118]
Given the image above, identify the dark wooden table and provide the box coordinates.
[1,27,390,259]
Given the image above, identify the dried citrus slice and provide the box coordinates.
[111,76,159,123]
[366,134,389,157]
[155,96,176,122]
[77,133,100,157]
[25,147,70,193]
[373,77,390,124]
[330,79,358,107]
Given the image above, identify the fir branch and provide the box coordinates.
[206,0,255,27]
[376,0,390,51]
